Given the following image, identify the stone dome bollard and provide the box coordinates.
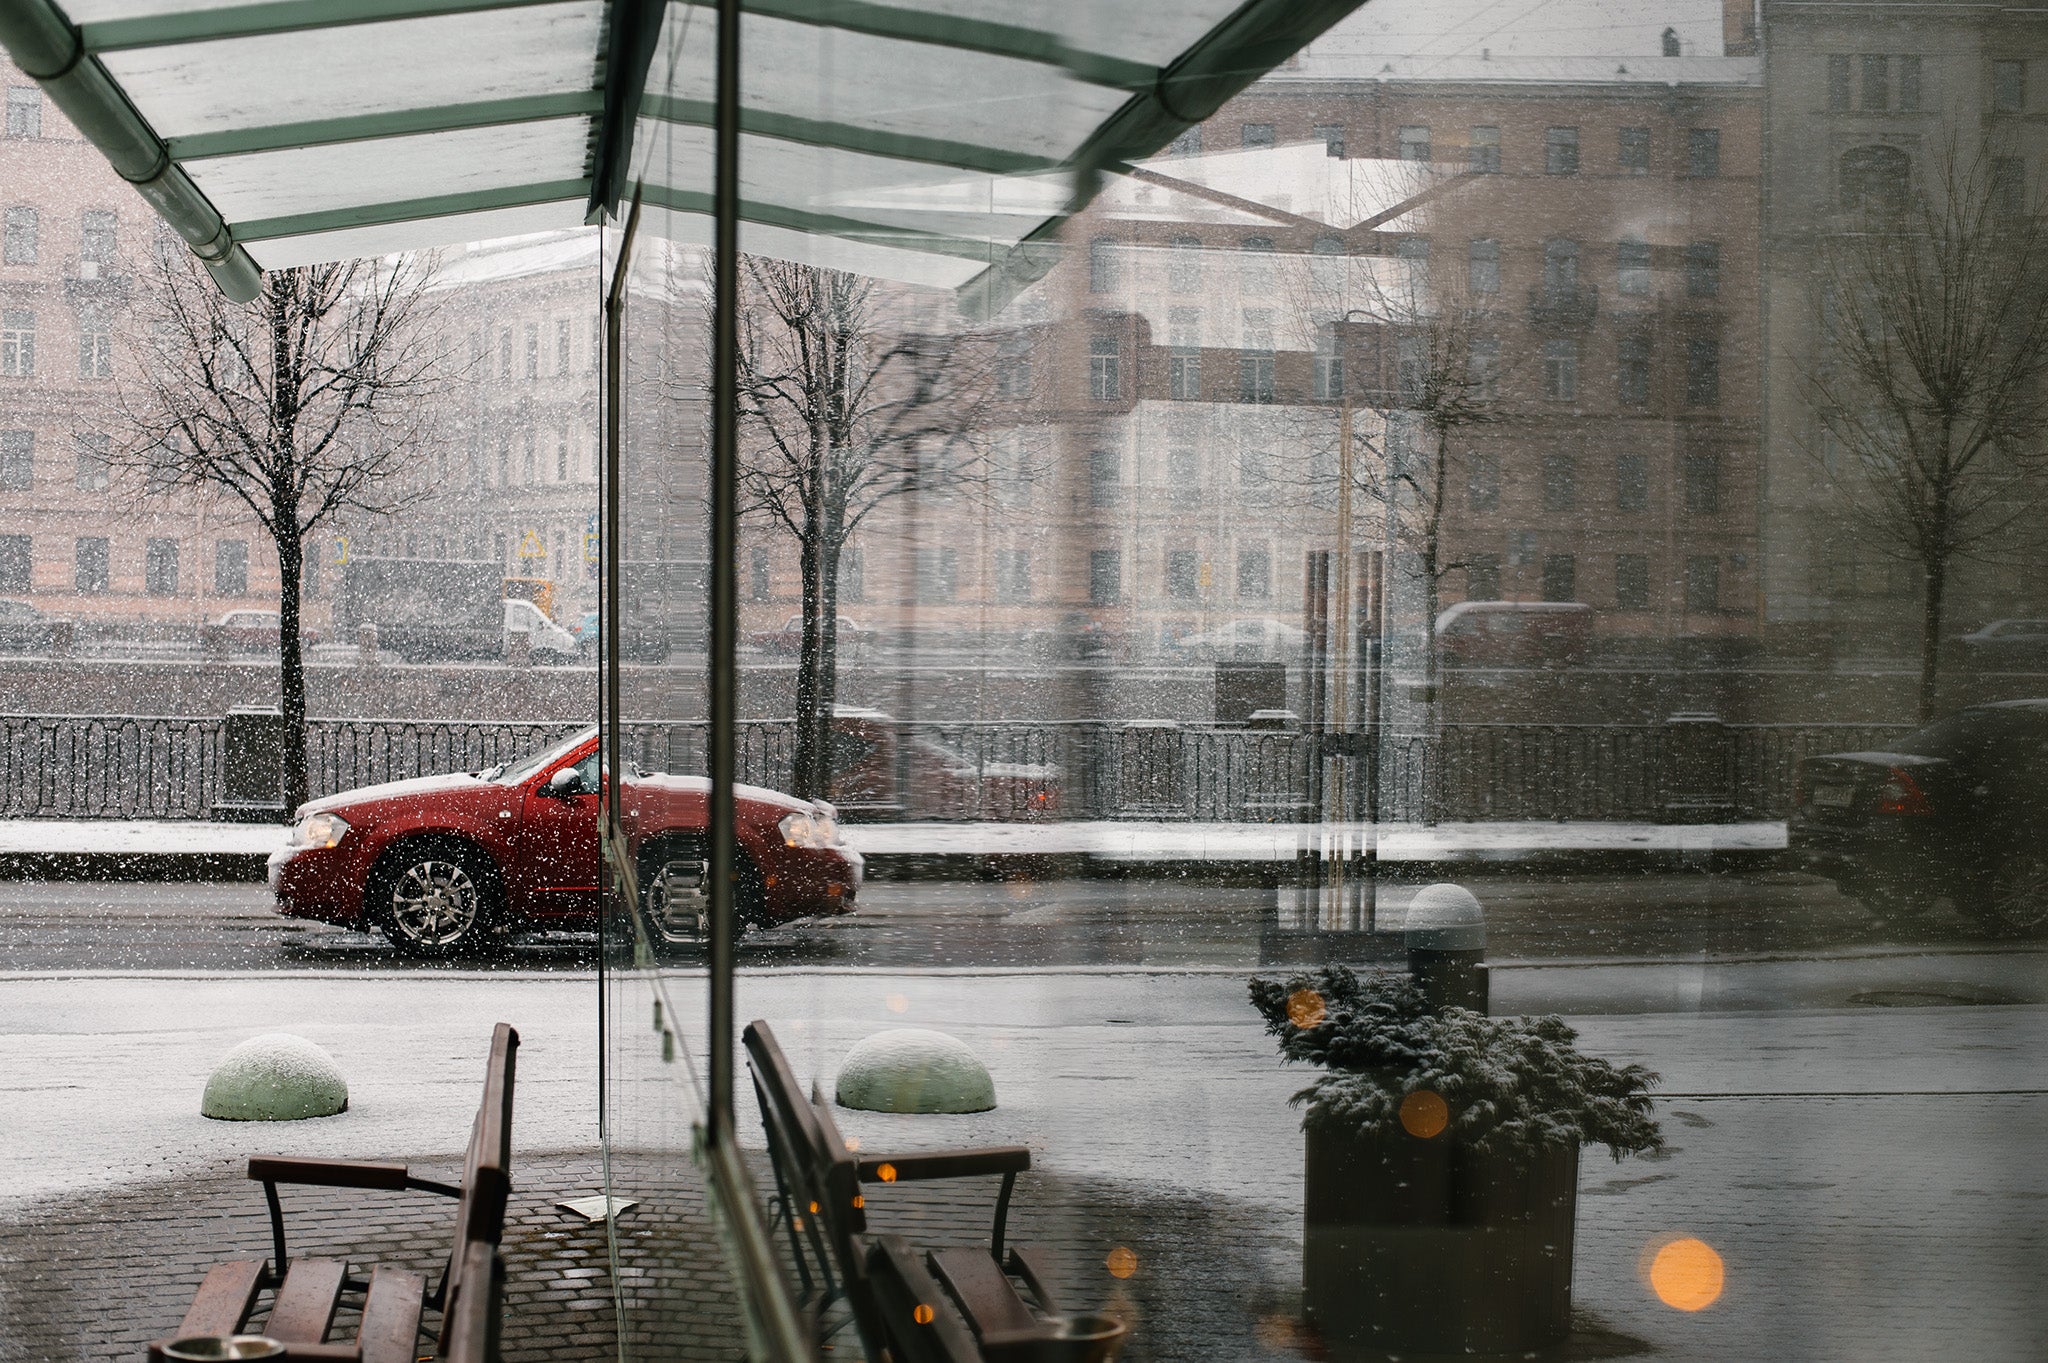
[201,1033,349,1121]
[835,1029,996,1114]
[1404,883,1489,1014]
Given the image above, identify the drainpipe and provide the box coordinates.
[0,0,262,302]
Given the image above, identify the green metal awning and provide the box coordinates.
[0,0,1364,308]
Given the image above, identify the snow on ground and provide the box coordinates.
[0,817,1788,860]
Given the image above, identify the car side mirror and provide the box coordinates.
[545,767,585,798]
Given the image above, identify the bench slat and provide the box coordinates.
[928,1247,1040,1341]
[357,1265,426,1363]
[265,1258,348,1343]
[176,1259,264,1338]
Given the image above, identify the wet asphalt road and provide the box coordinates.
[0,869,2037,976]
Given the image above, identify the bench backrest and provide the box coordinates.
[442,1239,504,1363]
[862,1237,983,1363]
[439,1022,518,1355]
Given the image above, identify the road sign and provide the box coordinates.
[517,529,546,559]
[332,534,349,567]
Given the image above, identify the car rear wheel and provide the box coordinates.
[636,837,765,953]
[1981,852,2048,936]
[374,842,503,958]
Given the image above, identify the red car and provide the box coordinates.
[267,726,861,956]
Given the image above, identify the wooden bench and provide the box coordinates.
[146,1023,518,1363]
[743,1020,1126,1361]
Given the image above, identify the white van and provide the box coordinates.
[504,598,579,659]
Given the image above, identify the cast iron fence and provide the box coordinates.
[0,713,1916,823]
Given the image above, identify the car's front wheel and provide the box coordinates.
[1979,851,2048,937]
[635,837,765,954]
[372,842,503,958]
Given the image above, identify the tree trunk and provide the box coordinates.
[794,530,824,798]
[1919,553,1947,724]
[278,532,309,813]
[818,531,843,804]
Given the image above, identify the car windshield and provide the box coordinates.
[492,726,596,784]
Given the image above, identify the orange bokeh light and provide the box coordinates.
[1399,1089,1450,1139]
[1105,1246,1139,1279]
[877,1163,899,1183]
[885,993,910,1013]
[1286,989,1327,1028]
[1644,1236,1725,1312]
[912,1304,935,1325]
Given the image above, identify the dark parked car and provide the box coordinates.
[0,599,52,653]
[267,726,861,956]
[1957,618,2048,669]
[1789,700,2048,932]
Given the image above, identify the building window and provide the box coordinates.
[1618,337,1651,407]
[749,548,771,601]
[74,434,109,492]
[1840,143,1910,211]
[1241,122,1274,149]
[1239,236,1275,292]
[1542,554,1577,602]
[1687,128,1721,177]
[4,87,40,139]
[1613,450,1646,509]
[1685,555,1721,613]
[556,427,569,480]
[1088,335,1119,401]
[1089,549,1121,604]
[1312,325,1342,400]
[495,328,511,379]
[1469,125,1500,174]
[1543,238,1580,294]
[0,310,30,377]
[78,304,112,379]
[1545,126,1580,175]
[996,331,1033,399]
[524,324,540,379]
[1543,453,1577,512]
[1168,308,1201,400]
[1238,444,1271,503]
[555,318,571,374]
[1899,55,1922,110]
[1239,309,1275,403]
[1398,125,1430,162]
[1615,554,1650,610]
[1168,235,1202,293]
[840,547,864,602]
[1685,242,1721,298]
[1167,446,1200,504]
[1827,55,1852,111]
[1995,60,2027,113]
[1089,237,1120,293]
[1619,126,1650,173]
[1683,451,1723,513]
[1464,238,1499,295]
[0,430,29,490]
[1686,338,1721,405]
[1168,126,1201,158]
[216,540,248,596]
[1861,54,1889,111]
[1237,549,1270,599]
[1396,333,1426,404]
[1465,553,1502,601]
[74,537,108,594]
[1614,238,1652,297]
[145,538,179,596]
[1088,448,1119,507]
[495,431,511,485]
[80,209,117,265]
[1543,339,1580,401]
[1466,339,1500,402]
[1315,124,1345,158]
[522,429,536,482]
[4,206,37,265]
[1993,157,2026,219]
[1467,452,1500,512]
[1166,549,1200,600]
[995,548,1031,602]
[0,535,28,591]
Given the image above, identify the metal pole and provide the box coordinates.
[1329,399,1353,915]
[708,0,741,1140]
[600,198,638,1141]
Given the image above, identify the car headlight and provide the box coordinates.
[290,811,351,850]
[778,810,841,849]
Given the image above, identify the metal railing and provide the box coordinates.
[0,713,1916,823]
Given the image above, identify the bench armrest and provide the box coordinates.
[247,1158,410,1190]
[857,1146,1030,1183]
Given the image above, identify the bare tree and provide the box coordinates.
[125,254,446,812]
[734,258,995,798]
[1803,146,2048,720]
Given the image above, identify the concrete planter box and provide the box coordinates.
[1302,1123,1578,1356]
